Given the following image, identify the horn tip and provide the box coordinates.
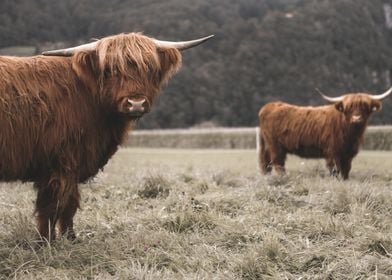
[186,34,215,49]
[41,51,53,56]
[201,34,215,43]
[41,50,66,56]
[315,88,327,98]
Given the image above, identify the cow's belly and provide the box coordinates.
[0,117,130,184]
[0,158,42,182]
[291,145,324,159]
[0,150,107,183]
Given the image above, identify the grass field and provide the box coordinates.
[1,148,392,279]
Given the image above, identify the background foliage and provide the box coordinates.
[1,0,392,128]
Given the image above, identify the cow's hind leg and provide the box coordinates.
[269,145,286,175]
[261,149,272,174]
[258,133,272,174]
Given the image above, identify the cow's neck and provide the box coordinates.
[101,113,133,151]
[78,112,133,182]
[342,121,368,154]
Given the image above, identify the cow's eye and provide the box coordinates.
[103,68,111,78]
[104,68,118,78]
[128,60,136,68]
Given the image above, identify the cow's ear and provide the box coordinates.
[371,100,382,112]
[72,51,99,92]
[157,48,182,84]
[334,102,344,112]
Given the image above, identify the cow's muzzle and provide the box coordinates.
[127,98,149,117]
[351,115,363,124]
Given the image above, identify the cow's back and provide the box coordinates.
[259,101,341,158]
[0,55,121,182]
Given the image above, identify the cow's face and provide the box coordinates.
[334,94,382,125]
[72,33,182,119]
[98,61,161,119]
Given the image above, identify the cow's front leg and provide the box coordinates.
[58,185,80,240]
[326,158,339,177]
[35,176,61,242]
[334,157,352,180]
[34,172,79,241]
[339,159,352,180]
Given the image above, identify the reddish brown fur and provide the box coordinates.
[0,33,182,241]
[258,93,383,179]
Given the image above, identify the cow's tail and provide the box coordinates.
[257,125,271,174]
[256,126,262,170]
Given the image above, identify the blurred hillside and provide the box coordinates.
[1,0,392,128]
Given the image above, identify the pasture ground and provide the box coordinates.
[1,148,392,279]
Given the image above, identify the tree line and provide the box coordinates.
[1,0,392,128]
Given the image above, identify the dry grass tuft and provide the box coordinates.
[162,211,216,233]
[1,149,392,279]
[137,174,171,199]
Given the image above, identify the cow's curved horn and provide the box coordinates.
[316,88,344,103]
[42,41,98,56]
[370,87,392,100]
[154,35,214,50]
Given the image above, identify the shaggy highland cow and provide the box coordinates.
[258,88,391,179]
[0,32,213,241]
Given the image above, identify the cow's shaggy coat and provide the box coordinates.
[258,93,385,179]
[0,33,181,240]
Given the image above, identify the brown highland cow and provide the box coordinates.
[0,32,213,241]
[258,88,391,179]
